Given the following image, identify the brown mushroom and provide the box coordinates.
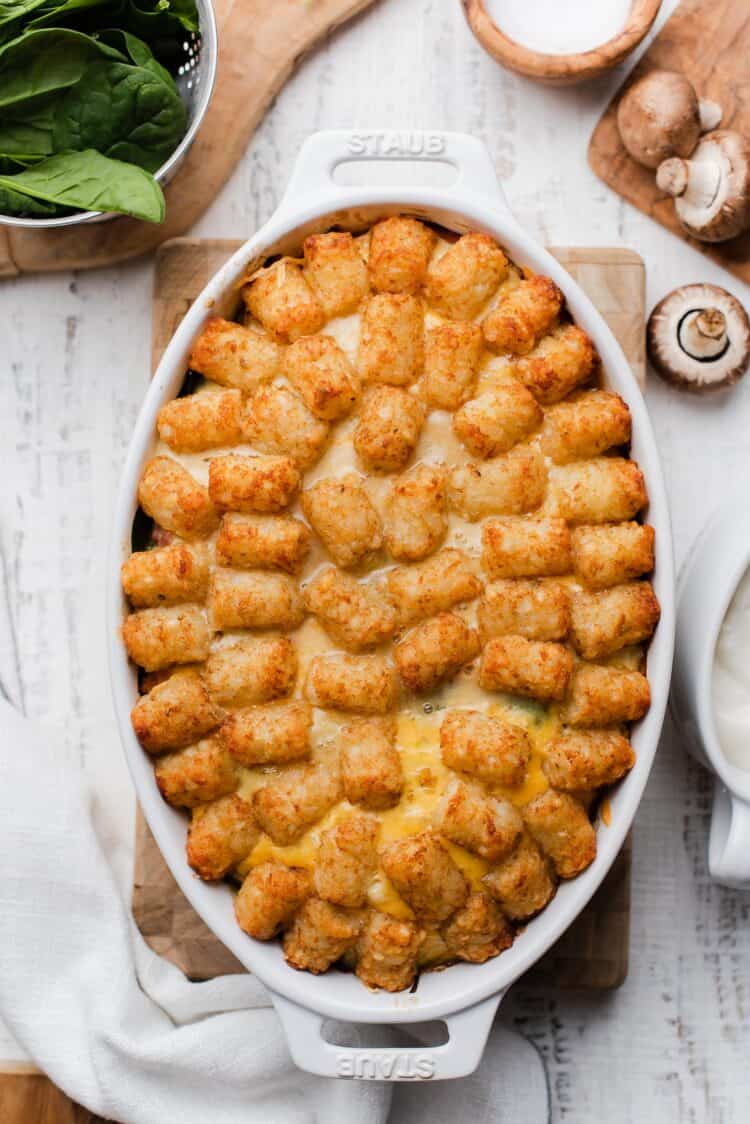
[617,70,722,169]
[656,130,750,243]
[647,284,750,392]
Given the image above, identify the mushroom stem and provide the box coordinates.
[698,99,722,133]
[657,154,721,208]
[679,307,728,360]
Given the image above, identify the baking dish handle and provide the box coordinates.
[272,990,504,1080]
[277,129,511,217]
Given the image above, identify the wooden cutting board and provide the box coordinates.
[589,0,750,283]
[0,0,377,279]
[135,237,644,990]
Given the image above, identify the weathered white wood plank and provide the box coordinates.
[3,0,750,1114]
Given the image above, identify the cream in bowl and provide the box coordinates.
[713,568,750,772]
[672,502,750,888]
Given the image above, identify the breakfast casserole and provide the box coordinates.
[122,217,660,992]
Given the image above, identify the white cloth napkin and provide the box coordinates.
[0,697,548,1124]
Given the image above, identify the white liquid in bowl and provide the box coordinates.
[713,567,750,770]
[484,0,632,54]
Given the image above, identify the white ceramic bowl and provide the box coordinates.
[671,503,750,888]
[108,130,675,1081]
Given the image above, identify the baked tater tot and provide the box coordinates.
[422,321,483,410]
[560,663,651,726]
[550,457,647,525]
[243,384,329,470]
[216,513,311,573]
[541,390,631,464]
[483,834,555,920]
[453,382,543,459]
[358,293,424,387]
[302,231,368,318]
[305,653,399,714]
[155,737,236,808]
[122,604,210,672]
[571,522,655,589]
[131,670,222,754]
[478,579,571,642]
[440,708,531,786]
[186,794,260,881]
[339,717,403,809]
[383,464,447,562]
[482,275,563,354]
[368,217,436,293]
[434,777,522,862]
[301,473,383,569]
[395,612,480,693]
[569,582,660,660]
[235,861,311,940]
[314,812,378,907]
[513,324,596,404]
[220,700,312,766]
[189,317,281,393]
[425,233,508,320]
[138,456,218,540]
[353,385,425,472]
[283,334,359,421]
[481,515,572,580]
[157,389,243,454]
[441,892,514,964]
[380,830,468,922]
[543,729,635,791]
[356,913,424,991]
[252,750,342,844]
[205,635,297,708]
[479,635,573,701]
[121,542,209,608]
[302,566,397,650]
[283,899,363,973]
[207,569,304,631]
[386,547,482,625]
[241,259,324,342]
[208,454,300,514]
[448,447,546,521]
[523,789,596,879]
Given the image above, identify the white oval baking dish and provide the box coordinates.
[108,129,675,1081]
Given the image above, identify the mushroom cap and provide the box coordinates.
[617,70,702,169]
[668,130,750,243]
[647,283,750,392]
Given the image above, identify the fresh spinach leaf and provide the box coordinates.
[52,59,186,173]
[0,179,58,212]
[0,28,126,111]
[95,27,176,89]
[0,101,55,158]
[0,148,165,220]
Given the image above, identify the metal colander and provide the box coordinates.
[0,0,218,229]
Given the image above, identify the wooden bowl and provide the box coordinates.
[462,0,662,85]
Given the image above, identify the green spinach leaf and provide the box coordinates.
[0,28,126,111]
[52,59,186,173]
[95,27,176,89]
[0,148,165,219]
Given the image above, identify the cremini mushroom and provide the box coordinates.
[617,69,722,169]
[647,283,750,392]
[656,130,750,243]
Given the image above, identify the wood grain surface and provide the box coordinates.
[589,0,750,282]
[132,236,645,990]
[0,0,377,279]
[6,2,748,1117]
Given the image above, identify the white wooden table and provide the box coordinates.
[3,0,749,1118]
